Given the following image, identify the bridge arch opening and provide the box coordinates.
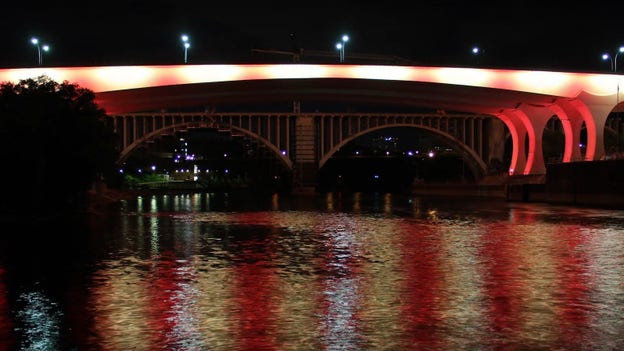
[604,113,623,158]
[317,126,485,193]
[543,116,565,164]
[118,125,292,192]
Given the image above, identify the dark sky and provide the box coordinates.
[2,1,622,72]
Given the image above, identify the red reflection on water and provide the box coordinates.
[553,225,591,347]
[145,250,183,348]
[232,261,278,351]
[399,225,445,350]
[0,267,16,351]
[230,224,279,351]
[480,223,525,346]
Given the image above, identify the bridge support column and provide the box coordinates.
[516,104,553,175]
[577,98,614,161]
[293,115,318,192]
[496,110,528,175]
[550,99,587,162]
[486,118,507,171]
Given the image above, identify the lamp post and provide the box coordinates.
[603,46,624,155]
[335,34,349,63]
[335,42,343,62]
[31,37,49,66]
[471,45,483,66]
[181,34,190,63]
[602,46,624,72]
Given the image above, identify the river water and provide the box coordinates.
[1,191,624,350]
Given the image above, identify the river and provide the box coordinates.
[1,191,624,350]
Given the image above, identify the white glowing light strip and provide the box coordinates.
[0,64,620,97]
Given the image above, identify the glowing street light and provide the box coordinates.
[335,34,349,63]
[335,42,343,62]
[602,46,624,72]
[181,34,190,63]
[471,45,484,66]
[30,37,50,66]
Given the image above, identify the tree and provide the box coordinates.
[0,75,119,215]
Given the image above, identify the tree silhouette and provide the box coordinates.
[0,75,118,216]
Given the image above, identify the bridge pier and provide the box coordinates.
[293,115,318,193]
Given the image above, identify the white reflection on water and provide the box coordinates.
[320,215,362,350]
[15,290,62,351]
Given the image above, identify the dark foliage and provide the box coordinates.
[0,75,118,215]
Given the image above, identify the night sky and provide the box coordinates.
[2,1,623,72]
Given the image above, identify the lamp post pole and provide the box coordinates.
[618,47,624,155]
[616,46,624,72]
[340,34,349,62]
[181,34,190,63]
[41,44,49,66]
[602,53,615,71]
[602,47,623,72]
[335,42,343,62]
[603,46,624,155]
[335,34,349,63]
[30,37,50,66]
[31,37,41,66]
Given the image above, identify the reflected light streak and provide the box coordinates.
[479,222,526,347]
[552,225,592,348]
[515,223,559,347]
[400,217,446,349]
[16,291,63,351]
[355,217,412,348]
[0,267,14,351]
[435,224,488,348]
[383,193,392,215]
[231,242,279,350]
[90,263,151,351]
[584,226,624,347]
[318,214,364,350]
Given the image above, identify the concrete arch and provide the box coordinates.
[549,101,586,162]
[230,126,293,169]
[318,124,488,178]
[494,111,527,175]
[118,121,292,169]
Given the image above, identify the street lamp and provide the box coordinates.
[471,45,484,66]
[30,37,50,66]
[181,34,190,63]
[602,46,624,72]
[603,46,624,155]
[335,34,349,63]
[335,42,343,62]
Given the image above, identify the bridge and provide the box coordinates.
[0,64,622,189]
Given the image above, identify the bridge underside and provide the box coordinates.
[97,79,558,115]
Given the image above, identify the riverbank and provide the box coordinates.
[510,160,624,209]
[413,160,624,210]
[87,159,624,211]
